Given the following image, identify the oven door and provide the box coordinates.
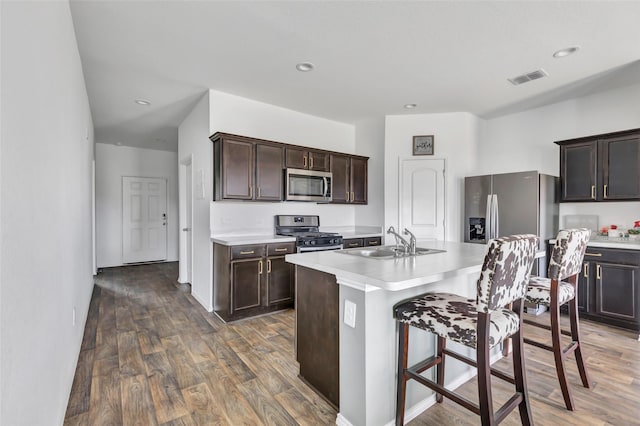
[286,168,332,202]
[297,244,343,253]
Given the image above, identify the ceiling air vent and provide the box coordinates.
[508,69,548,86]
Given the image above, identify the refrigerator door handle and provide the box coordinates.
[485,194,493,242]
[492,194,499,238]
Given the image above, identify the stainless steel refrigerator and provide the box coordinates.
[464,170,559,275]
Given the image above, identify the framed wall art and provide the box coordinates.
[413,135,434,155]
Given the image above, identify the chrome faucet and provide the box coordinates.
[403,228,417,255]
[387,226,411,254]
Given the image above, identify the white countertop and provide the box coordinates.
[550,236,640,250]
[286,240,490,292]
[211,225,383,246]
[211,234,296,245]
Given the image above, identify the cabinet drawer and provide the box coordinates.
[344,238,364,248]
[231,244,265,260]
[364,237,382,246]
[267,242,296,256]
[584,248,640,266]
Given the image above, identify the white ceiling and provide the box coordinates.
[69,1,640,152]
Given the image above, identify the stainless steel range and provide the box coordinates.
[275,215,343,253]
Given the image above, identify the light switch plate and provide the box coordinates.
[344,300,357,328]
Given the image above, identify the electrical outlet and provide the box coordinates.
[344,300,357,328]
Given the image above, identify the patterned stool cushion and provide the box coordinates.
[394,292,520,349]
[526,276,575,306]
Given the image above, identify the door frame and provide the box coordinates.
[178,155,194,284]
[397,157,447,241]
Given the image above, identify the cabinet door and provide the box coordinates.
[285,147,308,169]
[222,139,254,200]
[330,154,350,203]
[231,259,263,313]
[255,143,284,201]
[350,157,368,204]
[267,257,294,305]
[577,262,591,313]
[600,134,640,200]
[595,262,638,322]
[309,151,329,171]
[343,238,363,249]
[560,141,597,201]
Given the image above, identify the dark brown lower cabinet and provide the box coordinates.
[558,246,640,333]
[214,242,295,322]
[295,266,339,409]
[342,236,382,249]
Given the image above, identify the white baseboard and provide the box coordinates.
[337,351,505,426]
[191,290,213,312]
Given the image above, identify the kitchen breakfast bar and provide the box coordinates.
[286,241,502,426]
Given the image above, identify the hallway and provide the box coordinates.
[63,263,336,425]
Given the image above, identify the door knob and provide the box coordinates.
[182,227,191,232]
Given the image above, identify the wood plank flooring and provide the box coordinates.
[65,263,640,425]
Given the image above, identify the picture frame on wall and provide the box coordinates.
[413,135,434,155]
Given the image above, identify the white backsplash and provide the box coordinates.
[559,201,640,230]
[210,201,362,235]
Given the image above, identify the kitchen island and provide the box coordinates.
[286,240,499,426]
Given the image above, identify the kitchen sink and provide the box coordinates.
[339,245,446,259]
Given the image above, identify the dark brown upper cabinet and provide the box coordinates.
[211,132,368,204]
[330,154,368,204]
[556,128,640,202]
[212,133,284,201]
[285,147,329,171]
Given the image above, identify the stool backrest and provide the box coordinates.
[477,234,538,313]
[548,228,591,281]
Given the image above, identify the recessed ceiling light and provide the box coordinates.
[134,99,151,106]
[553,46,580,58]
[404,103,417,109]
[296,62,315,72]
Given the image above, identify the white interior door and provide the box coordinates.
[122,176,168,263]
[399,158,446,240]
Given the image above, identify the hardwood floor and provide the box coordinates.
[64,263,335,426]
[65,263,640,425]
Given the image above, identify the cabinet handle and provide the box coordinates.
[348,242,359,247]
[274,248,288,252]
[596,264,601,280]
[258,187,261,198]
[267,259,271,273]
[591,185,596,200]
[583,262,588,278]
[368,241,379,246]
[240,250,255,255]
[351,191,355,203]
[310,156,314,169]
[603,184,608,199]
[303,156,307,168]
[258,260,263,274]
[585,252,602,257]
[250,186,253,198]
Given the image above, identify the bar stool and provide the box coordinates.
[394,234,538,426]
[524,228,591,411]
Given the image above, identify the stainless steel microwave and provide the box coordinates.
[285,168,332,202]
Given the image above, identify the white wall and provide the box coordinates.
[95,143,179,268]
[1,2,95,425]
[384,112,481,242]
[481,82,640,228]
[178,93,212,310]
[354,118,385,227]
